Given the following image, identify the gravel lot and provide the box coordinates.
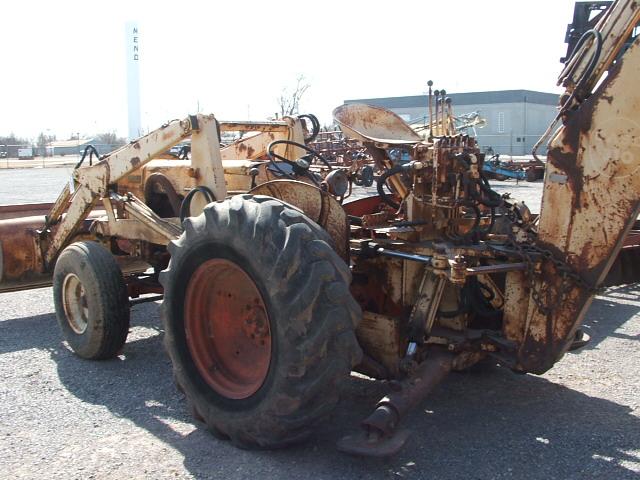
[0,169,638,479]
[1,286,638,479]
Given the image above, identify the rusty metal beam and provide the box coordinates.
[40,116,199,267]
[512,35,640,373]
[219,121,290,132]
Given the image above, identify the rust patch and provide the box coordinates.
[548,114,591,213]
[601,94,614,104]
[517,284,591,374]
[131,157,141,167]
[344,195,385,217]
[232,143,256,159]
[350,261,403,317]
[548,46,629,216]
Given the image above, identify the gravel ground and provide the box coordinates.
[0,167,75,204]
[1,286,638,479]
[0,170,638,479]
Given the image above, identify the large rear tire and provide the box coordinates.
[161,194,361,448]
[53,241,130,360]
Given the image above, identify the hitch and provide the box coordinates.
[337,349,454,457]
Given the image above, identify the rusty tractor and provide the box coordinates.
[1,0,639,458]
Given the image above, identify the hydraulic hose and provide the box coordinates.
[376,164,405,210]
[477,173,502,207]
[532,28,602,161]
[179,186,216,223]
[299,114,320,143]
[75,145,101,168]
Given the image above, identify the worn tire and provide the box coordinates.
[525,167,539,182]
[161,194,362,448]
[53,241,130,360]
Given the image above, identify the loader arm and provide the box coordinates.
[39,114,226,269]
[219,118,306,161]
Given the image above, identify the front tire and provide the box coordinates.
[53,241,130,360]
[161,194,361,448]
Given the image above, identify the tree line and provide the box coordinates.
[0,132,127,157]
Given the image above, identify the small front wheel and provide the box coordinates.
[53,241,130,360]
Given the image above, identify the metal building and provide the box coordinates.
[344,90,559,156]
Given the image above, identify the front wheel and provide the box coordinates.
[161,194,361,448]
[53,241,130,360]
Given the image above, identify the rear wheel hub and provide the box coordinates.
[184,258,272,400]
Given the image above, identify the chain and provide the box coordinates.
[502,203,601,316]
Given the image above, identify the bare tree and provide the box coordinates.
[36,132,56,147]
[277,75,310,118]
[95,132,126,147]
[0,133,29,145]
[36,132,56,157]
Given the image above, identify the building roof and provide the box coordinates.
[47,138,96,148]
[344,90,559,108]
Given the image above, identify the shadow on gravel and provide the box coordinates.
[2,295,638,479]
[580,284,640,349]
[0,313,59,356]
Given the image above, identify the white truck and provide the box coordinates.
[17,147,33,159]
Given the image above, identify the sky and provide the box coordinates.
[0,0,579,140]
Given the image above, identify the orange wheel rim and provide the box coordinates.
[184,258,272,399]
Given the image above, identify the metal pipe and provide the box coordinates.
[446,97,454,135]
[427,80,434,139]
[129,294,163,305]
[364,349,453,433]
[352,242,434,264]
[466,262,527,275]
[433,90,440,136]
[440,89,447,136]
[337,349,454,456]
[374,247,433,264]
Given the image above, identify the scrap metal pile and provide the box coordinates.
[308,129,375,186]
[482,154,545,181]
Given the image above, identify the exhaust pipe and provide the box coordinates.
[337,348,454,457]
